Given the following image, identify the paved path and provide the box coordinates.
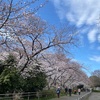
[88,92,100,100]
[50,92,88,100]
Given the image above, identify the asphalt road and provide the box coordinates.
[50,92,89,100]
[88,92,100,100]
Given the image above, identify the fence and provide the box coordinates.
[0,91,53,100]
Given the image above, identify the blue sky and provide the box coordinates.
[37,0,100,76]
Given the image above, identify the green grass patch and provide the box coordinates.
[93,90,100,92]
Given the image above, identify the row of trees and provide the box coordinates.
[0,0,90,93]
[40,53,89,89]
[0,0,78,72]
[89,70,100,87]
[0,53,89,93]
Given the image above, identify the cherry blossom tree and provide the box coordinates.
[0,0,48,30]
[0,0,90,91]
[0,0,78,74]
[39,53,89,89]
[0,13,78,72]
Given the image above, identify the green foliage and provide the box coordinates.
[0,54,22,93]
[0,60,5,74]
[92,90,100,92]
[0,54,47,93]
[4,54,17,66]
[23,67,47,92]
[39,89,65,100]
[37,89,57,100]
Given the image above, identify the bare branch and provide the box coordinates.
[0,0,13,29]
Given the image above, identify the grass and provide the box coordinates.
[92,90,100,92]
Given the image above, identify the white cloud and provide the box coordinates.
[89,55,100,62]
[97,34,100,42]
[87,29,97,43]
[51,0,100,43]
[71,59,78,62]
[66,13,76,23]
[52,0,100,26]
